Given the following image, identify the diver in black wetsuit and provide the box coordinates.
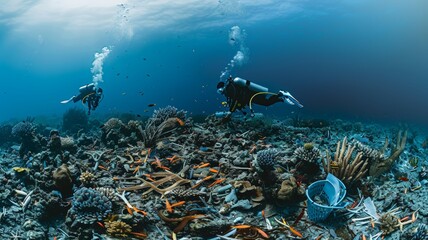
[217,76,303,116]
[61,83,103,115]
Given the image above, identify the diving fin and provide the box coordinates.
[61,96,75,104]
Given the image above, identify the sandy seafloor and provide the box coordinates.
[0,107,427,240]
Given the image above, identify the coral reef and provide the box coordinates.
[152,105,187,124]
[368,131,407,177]
[294,143,322,177]
[12,120,42,156]
[62,108,88,134]
[68,187,112,227]
[105,220,132,238]
[323,136,368,186]
[256,148,277,171]
[79,171,95,187]
[0,108,424,240]
[293,142,321,162]
[411,223,428,240]
[52,164,73,197]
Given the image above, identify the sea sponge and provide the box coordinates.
[69,187,112,227]
[105,221,132,238]
[276,177,298,202]
[60,137,76,150]
[256,149,278,171]
[53,164,73,196]
[11,121,34,139]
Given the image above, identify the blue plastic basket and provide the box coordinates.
[306,174,347,222]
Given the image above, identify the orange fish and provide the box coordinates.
[398,177,409,181]
[176,118,185,126]
[255,227,269,238]
[288,225,303,238]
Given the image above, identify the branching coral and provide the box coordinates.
[152,105,187,124]
[139,117,180,148]
[117,171,190,196]
[322,137,368,186]
[369,131,407,177]
[352,131,407,177]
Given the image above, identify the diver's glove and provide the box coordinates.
[279,90,303,108]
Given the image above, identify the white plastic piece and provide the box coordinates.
[363,197,379,220]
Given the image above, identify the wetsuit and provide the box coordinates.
[222,79,283,113]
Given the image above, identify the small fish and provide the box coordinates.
[144,109,149,112]
[143,58,147,61]
[139,91,144,96]
[254,227,269,238]
[146,74,151,77]
[398,177,409,181]
[137,114,141,117]
[176,118,185,126]
[221,101,228,106]
[116,73,120,76]
[288,225,303,238]
[148,103,156,107]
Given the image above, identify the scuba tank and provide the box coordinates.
[233,77,268,92]
[79,83,95,93]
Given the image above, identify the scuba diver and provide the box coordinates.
[61,83,103,115]
[217,76,303,117]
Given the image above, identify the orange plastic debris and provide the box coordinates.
[171,201,186,208]
[133,166,140,174]
[208,178,226,188]
[232,225,252,229]
[193,163,210,169]
[166,199,173,213]
[191,176,213,189]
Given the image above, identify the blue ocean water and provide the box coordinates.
[0,0,427,126]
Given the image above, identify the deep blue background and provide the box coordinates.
[0,0,427,126]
